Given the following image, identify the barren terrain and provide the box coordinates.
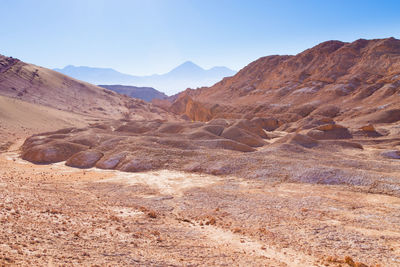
[1,38,400,266]
[2,113,400,266]
[1,139,400,266]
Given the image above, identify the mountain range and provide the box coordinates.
[165,37,400,127]
[54,61,236,95]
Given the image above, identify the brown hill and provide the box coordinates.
[0,54,172,121]
[164,38,400,127]
[0,95,93,151]
[98,84,167,102]
[5,39,400,267]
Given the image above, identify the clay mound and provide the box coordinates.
[250,117,280,131]
[207,118,230,127]
[291,104,317,117]
[354,124,383,137]
[68,133,103,147]
[201,125,225,136]
[274,133,318,148]
[221,126,265,147]
[21,136,53,150]
[21,119,268,171]
[96,152,128,169]
[117,157,156,172]
[95,137,126,151]
[311,105,341,118]
[233,119,268,138]
[65,150,104,168]
[195,139,255,152]
[290,116,334,130]
[369,109,400,123]
[157,122,186,134]
[116,121,156,134]
[307,124,352,140]
[22,141,87,164]
[186,129,220,140]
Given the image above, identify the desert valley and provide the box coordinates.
[1,36,400,266]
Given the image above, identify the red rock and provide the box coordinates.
[221,126,265,147]
[117,158,154,172]
[96,152,128,169]
[22,141,87,164]
[274,133,318,148]
[307,124,352,140]
[65,150,104,168]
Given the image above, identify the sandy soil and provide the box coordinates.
[1,97,399,266]
[1,139,399,266]
[0,95,98,146]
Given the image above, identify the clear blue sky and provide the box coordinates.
[1,0,400,75]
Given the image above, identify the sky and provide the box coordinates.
[1,0,400,75]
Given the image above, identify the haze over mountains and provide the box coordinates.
[54,61,236,95]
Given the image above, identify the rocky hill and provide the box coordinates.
[165,38,400,128]
[99,85,167,102]
[0,54,172,121]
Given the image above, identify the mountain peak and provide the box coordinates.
[170,61,204,74]
[181,60,197,66]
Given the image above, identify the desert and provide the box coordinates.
[1,2,400,266]
[2,38,400,266]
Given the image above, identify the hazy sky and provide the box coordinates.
[1,0,400,75]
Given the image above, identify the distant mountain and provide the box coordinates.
[54,61,236,95]
[53,65,137,85]
[99,85,167,102]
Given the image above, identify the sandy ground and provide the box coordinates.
[0,95,98,147]
[1,98,399,266]
[1,139,399,266]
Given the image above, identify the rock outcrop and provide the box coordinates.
[162,38,400,129]
[21,119,271,170]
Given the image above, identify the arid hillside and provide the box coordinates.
[99,84,167,102]
[0,95,96,152]
[0,54,173,121]
[2,39,400,266]
[164,38,400,127]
